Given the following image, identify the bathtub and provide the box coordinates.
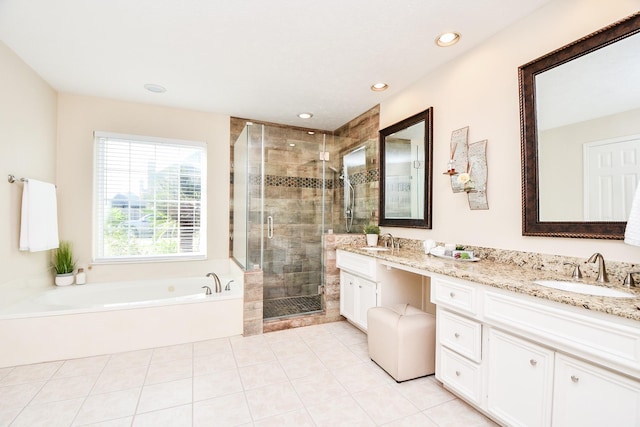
[0,276,243,368]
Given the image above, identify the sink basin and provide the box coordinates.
[534,280,635,298]
[361,247,389,252]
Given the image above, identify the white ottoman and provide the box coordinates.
[367,303,436,382]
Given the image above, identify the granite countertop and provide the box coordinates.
[338,246,640,323]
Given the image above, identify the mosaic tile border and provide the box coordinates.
[248,169,379,190]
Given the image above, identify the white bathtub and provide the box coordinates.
[0,276,243,368]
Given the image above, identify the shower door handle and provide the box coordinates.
[267,215,274,239]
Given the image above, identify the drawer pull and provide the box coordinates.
[454,332,460,338]
[455,370,461,377]
[449,292,456,298]
[571,375,579,383]
[529,359,537,367]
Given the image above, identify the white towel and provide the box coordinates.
[625,185,640,246]
[19,179,60,252]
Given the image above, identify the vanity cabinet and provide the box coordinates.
[336,250,423,331]
[339,270,377,330]
[431,274,640,427]
[337,250,379,331]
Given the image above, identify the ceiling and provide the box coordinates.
[0,0,551,130]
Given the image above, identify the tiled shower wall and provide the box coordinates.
[331,105,380,233]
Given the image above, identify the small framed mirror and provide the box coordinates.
[379,107,433,228]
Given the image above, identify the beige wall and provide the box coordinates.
[379,0,640,264]
[0,42,57,294]
[57,94,230,283]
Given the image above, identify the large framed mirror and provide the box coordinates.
[520,12,640,239]
[379,107,433,228]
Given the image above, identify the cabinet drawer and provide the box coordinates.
[431,277,479,316]
[439,309,482,362]
[336,250,377,280]
[440,347,482,405]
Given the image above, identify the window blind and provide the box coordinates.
[94,132,207,262]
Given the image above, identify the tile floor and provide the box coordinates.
[0,321,498,427]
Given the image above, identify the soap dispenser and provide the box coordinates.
[76,268,86,285]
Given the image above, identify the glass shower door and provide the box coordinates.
[232,121,328,319]
[260,125,326,319]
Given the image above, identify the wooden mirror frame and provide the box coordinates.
[520,12,640,239]
[379,107,433,228]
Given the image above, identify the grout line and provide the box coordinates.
[191,343,195,427]
[5,361,64,426]
[67,355,112,427]
[129,353,153,425]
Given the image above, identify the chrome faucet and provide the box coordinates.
[201,285,212,295]
[380,233,395,248]
[623,271,640,288]
[563,262,582,280]
[587,253,609,283]
[205,272,222,293]
[225,280,234,291]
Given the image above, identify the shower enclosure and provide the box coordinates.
[233,122,334,319]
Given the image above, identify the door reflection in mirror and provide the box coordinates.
[384,127,425,218]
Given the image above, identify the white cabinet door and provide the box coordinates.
[487,328,554,427]
[552,353,640,427]
[340,271,356,322]
[356,277,378,330]
[339,271,378,331]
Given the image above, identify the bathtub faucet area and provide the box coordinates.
[206,272,222,293]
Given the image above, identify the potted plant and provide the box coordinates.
[363,223,380,247]
[53,240,76,286]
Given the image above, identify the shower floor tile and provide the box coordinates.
[0,321,498,427]
[263,295,322,319]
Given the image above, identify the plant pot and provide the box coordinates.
[366,234,379,247]
[55,273,74,286]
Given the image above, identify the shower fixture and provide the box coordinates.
[340,166,355,233]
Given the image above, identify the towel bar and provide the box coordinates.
[7,174,27,183]
[7,174,56,188]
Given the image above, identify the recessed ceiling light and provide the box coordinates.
[371,83,389,92]
[144,83,167,93]
[298,112,313,119]
[435,32,461,47]
[289,143,296,147]
[307,131,315,135]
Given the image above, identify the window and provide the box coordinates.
[94,132,206,262]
